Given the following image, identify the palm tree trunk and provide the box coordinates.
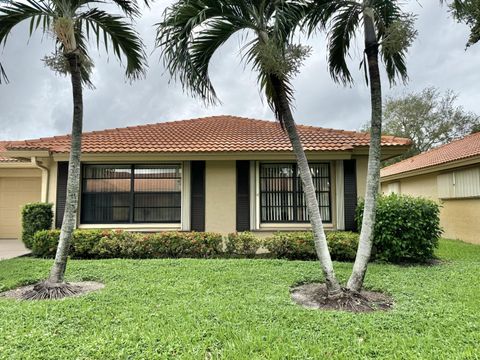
[346,10,382,292]
[48,52,83,284]
[270,75,341,295]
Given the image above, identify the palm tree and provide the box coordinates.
[156,0,342,295]
[304,0,414,292]
[0,0,147,299]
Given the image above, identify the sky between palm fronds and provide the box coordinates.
[0,0,479,140]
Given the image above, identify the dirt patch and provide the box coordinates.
[291,283,393,313]
[0,281,104,300]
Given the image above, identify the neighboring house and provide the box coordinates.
[0,116,409,239]
[381,132,480,244]
[0,143,42,239]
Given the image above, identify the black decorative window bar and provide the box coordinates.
[81,164,182,224]
[260,163,331,223]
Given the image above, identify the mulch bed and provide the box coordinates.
[291,283,394,313]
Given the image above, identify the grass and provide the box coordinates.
[0,239,479,359]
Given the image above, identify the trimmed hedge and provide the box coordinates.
[21,203,53,249]
[263,231,359,261]
[31,229,359,261]
[356,193,442,263]
[32,230,223,259]
[226,232,262,257]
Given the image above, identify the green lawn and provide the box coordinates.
[0,239,479,359]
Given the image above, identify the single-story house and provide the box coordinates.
[0,116,409,239]
[381,132,480,244]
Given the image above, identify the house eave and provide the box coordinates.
[47,145,411,162]
[51,150,355,162]
[0,150,51,159]
[0,161,37,169]
[380,155,480,183]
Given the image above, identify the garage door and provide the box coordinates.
[0,177,41,239]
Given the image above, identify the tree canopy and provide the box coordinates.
[446,0,480,47]
[378,87,479,163]
[0,0,147,86]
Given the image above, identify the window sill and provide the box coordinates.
[439,196,480,200]
[78,223,182,232]
[257,223,334,231]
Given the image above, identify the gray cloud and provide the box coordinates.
[1,1,479,141]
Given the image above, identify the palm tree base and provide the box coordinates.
[291,283,393,313]
[21,281,82,300]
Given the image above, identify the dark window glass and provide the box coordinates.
[81,164,181,224]
[133,166,181,223]
[260,163,331,223]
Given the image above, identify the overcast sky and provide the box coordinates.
[0,1,479,141]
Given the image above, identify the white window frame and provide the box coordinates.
[251,160,335,230]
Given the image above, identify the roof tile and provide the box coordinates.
[5,116,410,154]
[381,132,480,178]
[0,142,25,163]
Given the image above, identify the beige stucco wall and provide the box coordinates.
[383,173,438,200]
[0,168,41,178]
[382,171,480,244]
[440,199,480,244]
[205,160,237,233]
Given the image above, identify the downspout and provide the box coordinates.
[31,157,50,203]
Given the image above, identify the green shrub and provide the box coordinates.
[31,230,223,259]
[95,232,224,259]
[31,228,360,262]
[32,229,60,257]
[263,232,315,260]
[263,231,359,261]
[72,230,105,258]
[21,203,53,249]
[226,232,263,257]
[326,231,359,261]
[356,193,442,263]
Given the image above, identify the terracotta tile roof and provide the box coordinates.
[381,132,480,178]
[0,141,24,162]
[4,116,410,154]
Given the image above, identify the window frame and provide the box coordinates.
[80,163,182,225]
[259,162,332,224]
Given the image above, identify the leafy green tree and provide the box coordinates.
[382,87,479,163]
[156,0,343,295]
[444,0,480,46]
[0,0,146,299]
[304,0,416,292]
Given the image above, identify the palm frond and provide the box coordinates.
[156,0,253,104]
[304,0,355,34]
[0,61,8,84]
[372,0,412,84]
[326,2,361,85]
[156,0,306,124]
[75,23,94,87]
[272,0,308,41]
[0,0,54,46]
[80,8,146,79]
[105,0,141,17]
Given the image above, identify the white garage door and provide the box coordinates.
[0,177,42,239]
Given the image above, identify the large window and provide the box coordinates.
[437,166,480,199]
[260,163,331,223]
[81,164,182,224]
